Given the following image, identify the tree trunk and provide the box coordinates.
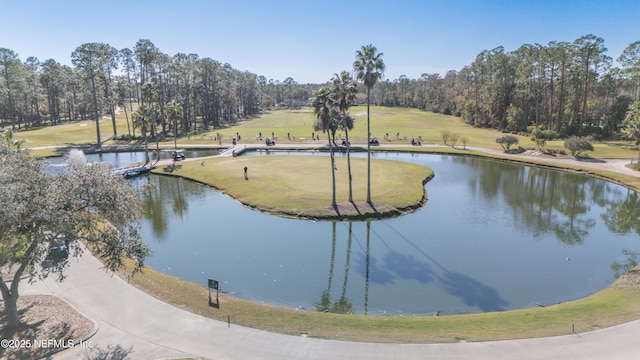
[328,133,336,207]
[174,119,178,151]
[124,105,131,137]
[90,76,102,149]
[143,127,150,163]
[0,241,38,328]
[155,125,160,163]
[579,56,590,136]
[111,106,117,138]
[2,291,20,328]
[128,94,135,137]
[557,61,566,132]
[366,88,372,204]
[345,121,353,203]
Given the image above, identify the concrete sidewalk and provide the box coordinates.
[21,250,640,360]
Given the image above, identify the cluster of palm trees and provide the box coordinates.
[132,82,184,164]
[312,45,385,208]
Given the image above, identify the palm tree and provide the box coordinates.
[165,100,183,151]
[331,71,357,202]
[133,105,152,163]
[354,44,385,204]
[312,87,338,207]
[624,101,640,162]
[141,82,160,161]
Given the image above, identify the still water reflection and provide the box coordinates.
[127,152,640,316]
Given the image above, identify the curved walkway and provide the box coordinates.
[464,145,640,179]
[20,143,640,359]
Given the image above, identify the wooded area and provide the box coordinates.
[0,35,639,140]
[372,35,640,139]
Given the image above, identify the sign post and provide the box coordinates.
[208,278,220,308]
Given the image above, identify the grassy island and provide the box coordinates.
[152,154,434,220]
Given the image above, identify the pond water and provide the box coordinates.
[49,151,640,315]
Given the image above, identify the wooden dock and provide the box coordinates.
[219,145,247,157]
[112,162,155,178]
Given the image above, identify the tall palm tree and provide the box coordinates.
[133,105,152,163]
[141,82,160,162]
[354,44,385,204]
[331,71,358,202]
[313,87,338,207]
[165,100,183,151]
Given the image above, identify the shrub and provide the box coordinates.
[496,135,519,152]
[564,137,594,158]
[530,128,558,150]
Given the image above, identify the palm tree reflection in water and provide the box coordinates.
[316,222,354,314]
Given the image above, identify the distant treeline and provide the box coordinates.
[1,35,638,139]
[371,35,640,139]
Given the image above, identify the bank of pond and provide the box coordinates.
[46,150,640,316]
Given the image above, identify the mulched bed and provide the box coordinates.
[0,294,95,359]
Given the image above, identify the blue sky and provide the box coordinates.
[1,0,638,83]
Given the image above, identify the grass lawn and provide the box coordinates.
[153,155,434,219]
[193,107,522,150]
[15,106,640,159]
[13,117,127,148]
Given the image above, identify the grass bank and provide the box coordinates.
[137,148,640,344]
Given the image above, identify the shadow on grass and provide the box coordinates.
[576,156,606,163]
[599,141,637,151]
[162,164,182,173]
